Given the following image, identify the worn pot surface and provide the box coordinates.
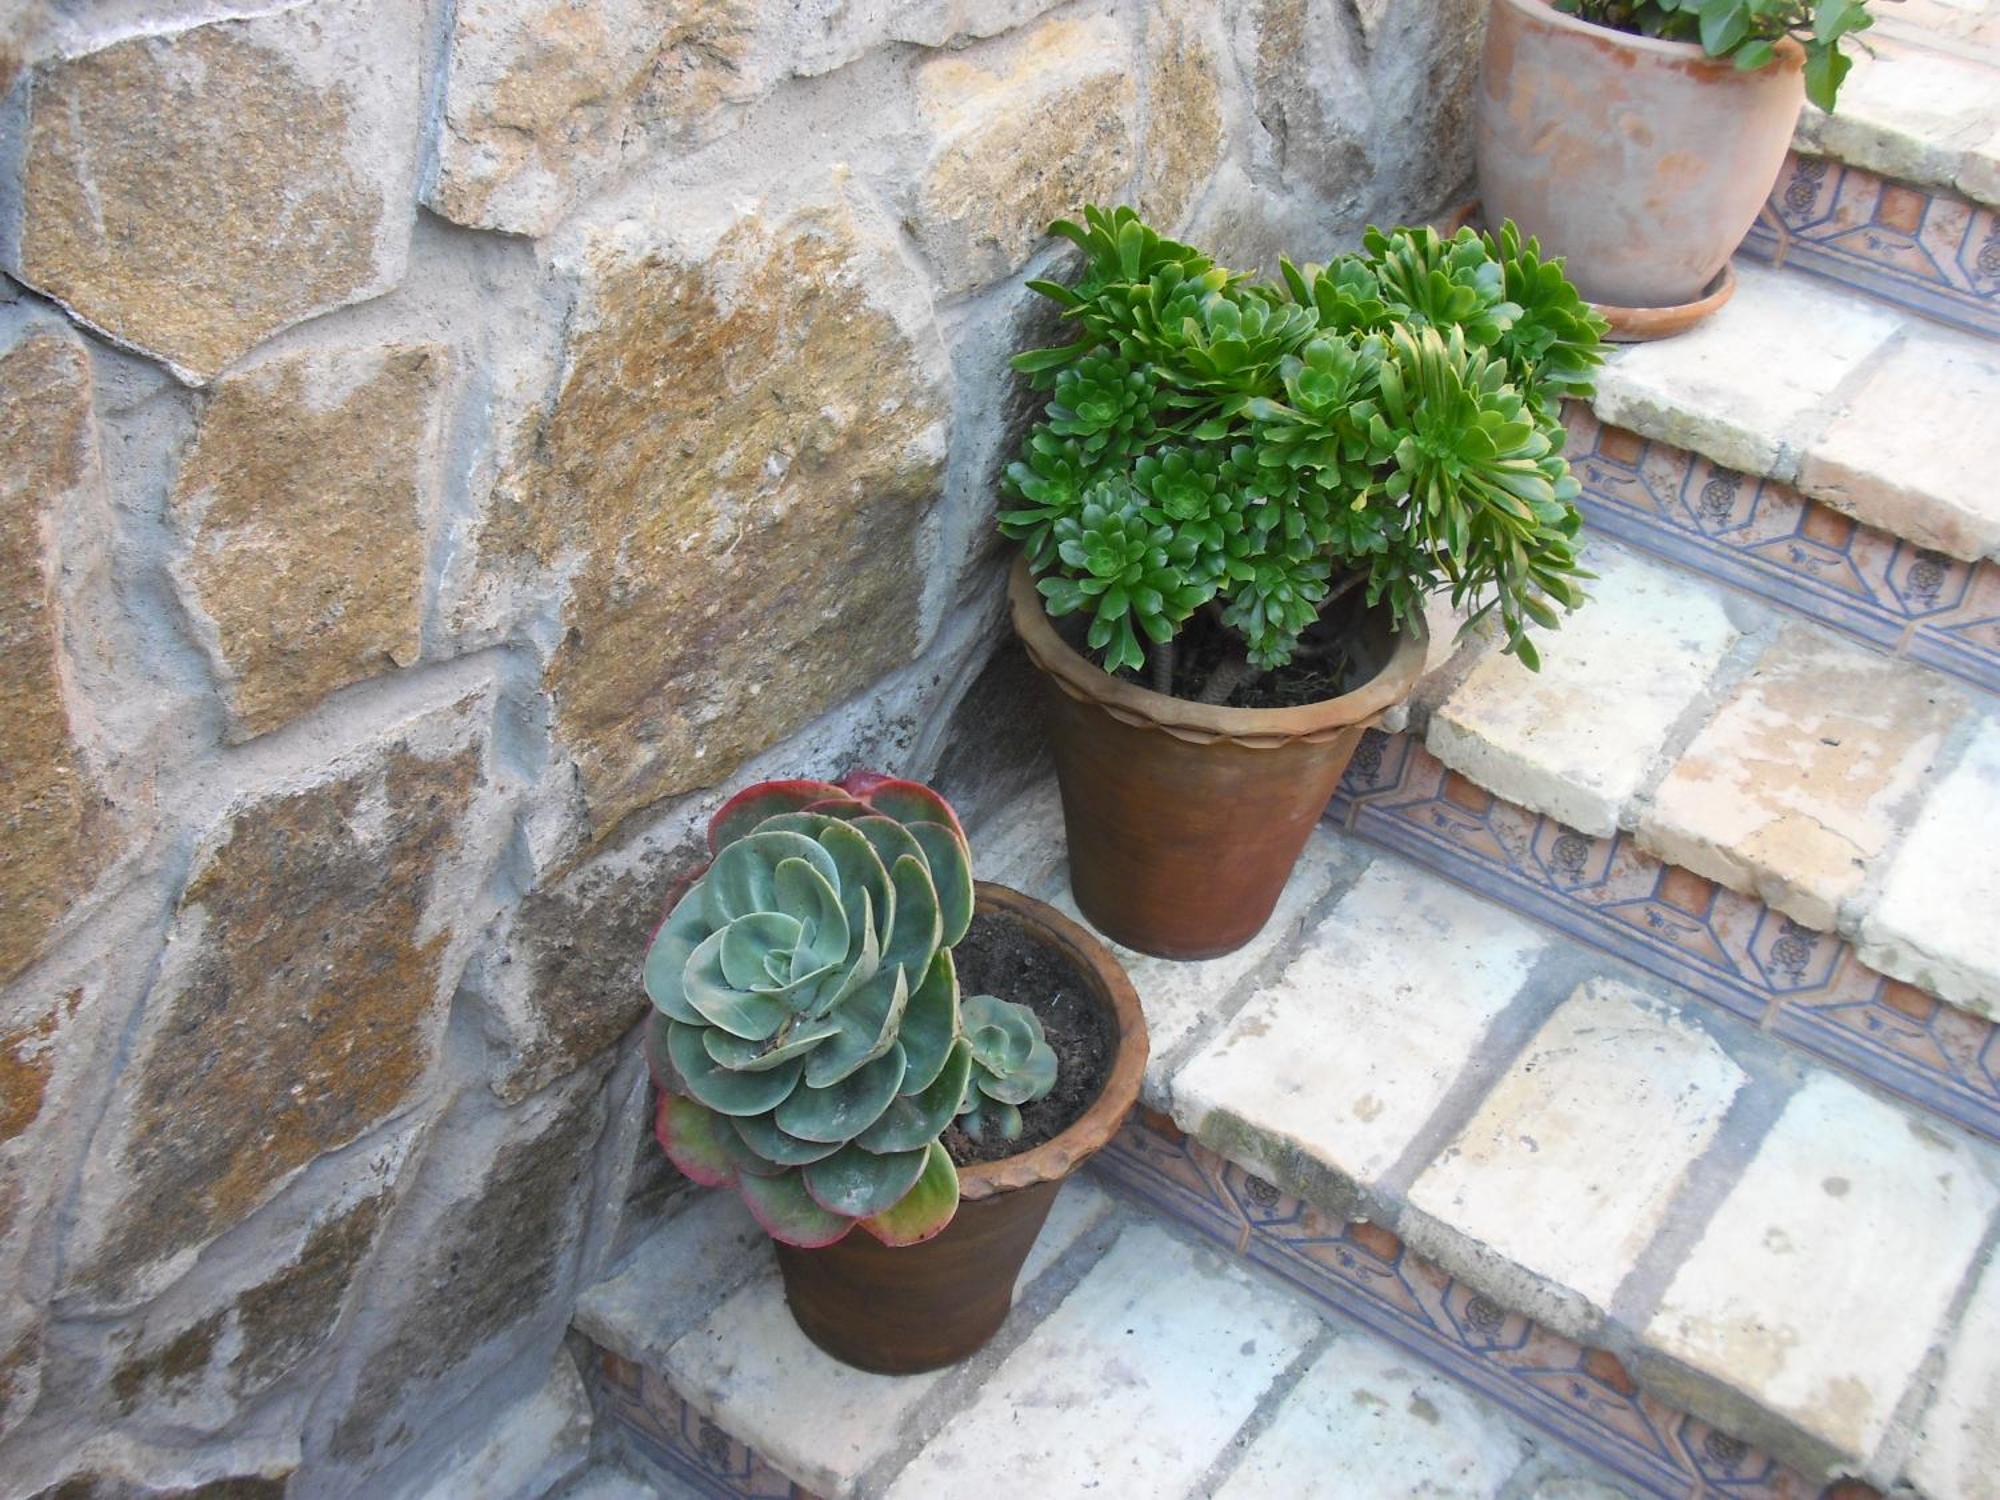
[1008,555,1425,960]
[774,883,1147,1374]
[1475,0,1803,308]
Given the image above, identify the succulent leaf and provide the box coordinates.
[775,1042,908,1144]
[736,1169,855,1248]
[896,948,962,1094]
[667,1020,806,1116]
[855,1040,975,1154]
[803,1142,933,1218]
[730,1109,844,1168]
[802,964,909,1088]
[957,994,1060,1144]
[654,1091,738,1189]
[859,1139,962,1247]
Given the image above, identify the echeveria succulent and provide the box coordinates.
[645,773,977,1248]
[956,993,1059,1144]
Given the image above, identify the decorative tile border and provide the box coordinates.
[1093,1114,1827,1500]
[1330,731,2000,1145]
[1741,151,2000,337]
[592,1348,820,1500]
[1565,407,2000,699]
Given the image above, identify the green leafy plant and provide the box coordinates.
[1000,207,1606,689]
[956,993,1059,1143]
[1550,0,1875,111]
[644,773,980,1248]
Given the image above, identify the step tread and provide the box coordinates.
[577,1180,1616,1499]
[1423,538,2000,1022]
[1591,263,2000,565]
[969,788,2000,1487]
[1796,28,2000,209]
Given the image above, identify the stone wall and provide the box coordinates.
[0,1,1481,1494]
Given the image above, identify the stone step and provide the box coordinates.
[968,791,2000,1493]
[1590,263,2000,568]
[575,1178,1661,1498]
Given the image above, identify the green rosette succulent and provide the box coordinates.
[644,773,977,1249]
[956,994,1059,1144]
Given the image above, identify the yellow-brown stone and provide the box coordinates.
[477,200,947,842]
[430,0,760,236]
[913,17,1138,293]
[1141,0,1228,229]
[0,324,116,985]
[11,4,419,382]
[67,734,481,1303]
[170,344,445,739]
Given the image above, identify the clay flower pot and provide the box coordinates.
[1475,0,1804,315]
[1008,554,1425,960]
[773,882,1147,1374]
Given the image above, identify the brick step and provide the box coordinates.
[969,792,2000,1495]
[1589,263,2000,568]
[574,1171,1722,1498]
[1402,539,2000,1061]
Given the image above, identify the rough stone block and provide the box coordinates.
[1639,625,1964,931]
[1858,717,2000,1021]
[882,1224,1322,1499]
[668,1270,949,1498]
[1591,267,1901,483]
[911,16,1137,294]
[1796,325,2000,563]
[61,696,499,1308]
[408,1350,593,1500]
[1210,1334,1531,1498]
[1173,859,1544,1208]
[1909,1249,2000,1500]
[5,0,424,382]
[463,187,948,842]
[168,343,448,739]
[1644,1073,2000,1464]
[1407,978,1746,1332]
[0,319,123,985]
[1426,546,1740,838]
[1140,0,1228,229]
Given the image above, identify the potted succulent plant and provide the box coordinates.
[644,772,1146,1373]
[1476,0,1876,328]
[1001,206,1604,958]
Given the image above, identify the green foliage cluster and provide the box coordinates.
[1552,0,1874,110]
[957,993,1060,1144]
[644,775,1060,1249]
[1000,207,1607,677]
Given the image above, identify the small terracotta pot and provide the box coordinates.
[1475,0,1804,311]
[773,882,1147,1374]
[1008,555,1425,960]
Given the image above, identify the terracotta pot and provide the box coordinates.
[773,882,1147,1374]
[1475,0,1804,310]
[1007,555,1425,960]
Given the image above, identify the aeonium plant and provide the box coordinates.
[643,773,1056,1248]
[1551,0,1874,111]
[1000,206,1608,697]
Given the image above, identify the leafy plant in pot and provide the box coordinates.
[1001,206,1605,959]
[1476,0,1876,330]
[644,772,1147,1374]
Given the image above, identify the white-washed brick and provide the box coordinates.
[882,1225,1320,1499]
[1407,978,1746,1330]
[1173,861,1544,1193]
[1795,37,2000,210]
[574,1190,768,1369]
[1859,718,2000,1022]
[1426,546,1740,837]
[1910,1249,2000,1500]
[1210,1336,1531,1499]
[1591,265,1901,483]
[1646,1073,2000,1463]
[667,1272,947,1498]
[1050,828,1356,1082]
[1797,325,2000,563]
[1639,625,1964,931]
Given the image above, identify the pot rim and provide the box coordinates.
[1007,551,1427,744]
[1493,0,1805,71]
[956,881,1148,1202]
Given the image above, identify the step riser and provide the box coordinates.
[1092,1117,1820,1500]
[1567,408,2000,699]
[593,1349,816,1499]
[1741,152,2000,340]
[1331,731,2000,1147]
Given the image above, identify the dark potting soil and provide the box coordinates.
[943,909,1115,1167]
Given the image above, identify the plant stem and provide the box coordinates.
[1196,645,1260,705]
[1148,638,1177,696]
